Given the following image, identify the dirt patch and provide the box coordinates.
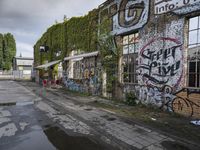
[84,108,93,111]
[101,115,116,121]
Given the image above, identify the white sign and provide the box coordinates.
[23,70,31,75]
[17,59,33,66]
[155,0,200,14]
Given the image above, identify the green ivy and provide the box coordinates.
[34,9,98,66]
[125,92,137,106]
[34,8,120,95]
[98,18,119,93]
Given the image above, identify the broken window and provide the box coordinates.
[122,32,138,84]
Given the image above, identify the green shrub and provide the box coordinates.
[125,92,137,106]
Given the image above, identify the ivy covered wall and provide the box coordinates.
[34,9,98,66]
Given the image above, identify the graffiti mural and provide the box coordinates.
[172,88,200,118]
[100,0,149,35]
[138,37,183,88]
[135,17,200,118]
[134,19,187,114]
[63,57,101,95]
[63,72,84,93]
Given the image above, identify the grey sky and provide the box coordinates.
[0,0,105,57]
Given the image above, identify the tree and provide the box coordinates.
[0,34,3,69]
[3,33,16,70]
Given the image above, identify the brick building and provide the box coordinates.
[34,0,200,118]
[99,0,200,118]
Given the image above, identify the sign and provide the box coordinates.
[17,59,33,66]
[39,46,49,52]
[155,0,200,14]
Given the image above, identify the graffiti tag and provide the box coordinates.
[138,37,183,88]
[155,0,200,14]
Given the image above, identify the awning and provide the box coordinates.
[35,60,61,70]
[64,51,99,61]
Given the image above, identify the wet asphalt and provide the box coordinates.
[0,81,116,150]
[0,104,113,150]
[1,80,199,150]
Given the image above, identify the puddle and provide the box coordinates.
[44,126,108,150]
[161,141,191,150]
[0,101,34,107]
[16,101,34,106]
[84,108,93,111]
[0,102,16,106]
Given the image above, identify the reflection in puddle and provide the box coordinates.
[1,125,109,150]
[44,126,107,150]
[1,125,56,150]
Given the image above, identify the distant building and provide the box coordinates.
[13,56,34,79]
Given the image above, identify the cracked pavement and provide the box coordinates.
[0,80,199,150]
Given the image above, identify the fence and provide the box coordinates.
[0,70,13,79]
[0,70,32,80]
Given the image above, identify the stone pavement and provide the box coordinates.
[19,81,200,150]
[0,80,40,104]
[0,81,117,150]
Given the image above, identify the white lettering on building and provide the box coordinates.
[155,0,200,14]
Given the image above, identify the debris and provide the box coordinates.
[151,117,157,121]
[19,122,29,131]
[190,120,200,126]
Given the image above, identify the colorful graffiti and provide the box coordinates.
[63,72,84,92]
[100,0,149,35]
[132,85,200,118]
[63,57,101,95]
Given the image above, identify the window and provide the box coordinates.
[122,33,139,83]
[188,16,200,48]
[188,16,200,87]
[73,61,82,79]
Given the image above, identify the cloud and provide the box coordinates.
[0,0,105,57]
[16,42,33,57]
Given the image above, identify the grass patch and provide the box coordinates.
[60,88,91,97]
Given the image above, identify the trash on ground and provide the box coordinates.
[190,120,200,126]
[151,117,157,121]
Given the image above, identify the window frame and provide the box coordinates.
[187,16,200,88]
[122,32,139,84]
